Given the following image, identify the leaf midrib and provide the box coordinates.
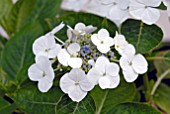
[95,90,109,114]
[136,22,143,50]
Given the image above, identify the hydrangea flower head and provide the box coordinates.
[28,22,149,102]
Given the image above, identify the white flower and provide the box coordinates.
[33,22,64,58]
[33,35,61,58]
[120,44,148,82]
[28,56,54,92]
[129,0,161,25]
[100,0,130,21]
[91,29,114,53]
[113,32,128,55]
[67,22,97,38]
[57,43,82,68]
[61,0,89,12]
[60,68,94,102]
[163,0,170,16]
[87,56,120,89]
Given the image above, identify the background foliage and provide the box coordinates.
[0,0,169,114]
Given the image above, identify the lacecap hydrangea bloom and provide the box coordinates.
[28,22,148,102]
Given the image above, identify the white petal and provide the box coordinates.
[49,44,61,58]
[106,75,120,88]
[98,29,110,40]
[74,23,86,31]
[117,0,130,10]
[129,0,145,19]
[85,25,97,34]
[38,78,53,92]
[61,0,88,12]
[132,54,148,74]
[57,49,70,66]
[104,37,114,47]
[114,33,128,55]
[67,43,80,54]
[68,86,87,102]
[35,56,51,70]
[88,59,95,67]
[50,22,65,34]
[95,56,109,74]
[121,44,136,58]
[109,6,128,21]
[33,36,46,56]
[99,77,110,89]
[100,0,113,4]
[28,64,43,81]
[33,35,59,58]
[80,77,94,91]
[68,68,86,81]
[91,34,101,46]
[97,45,110,53]
[87,68,101,85]
[68,58,82,68]
[141,8,160,25]
[60,73,75,93]
[67,29,72,40]
[142,0,161,7]
[45,66,55,82]
[106,63,120,76]
[123,66,138,82]
[119,56,130,70]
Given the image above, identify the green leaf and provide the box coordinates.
[90,79,137,114]
[158,2,167,10]
[107,103,160,114]
[0,0,12,19]
[0,36,7,54]
[121,19,163,53]
[152,83,170,114]
[1,0,62,36]
[0,97,17,114]
[56,95,96,114]
[8,84,96,114]
[154,51,170,79]
[48,12,118,41]
[0,22,43,86]
[8,84,64,114]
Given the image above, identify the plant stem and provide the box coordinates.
[143,74,150,91]
[151,68,170,96]
[143,73,150,101]
[110,58,119,63]
[146,57,170,61]
[54,36,65,45]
